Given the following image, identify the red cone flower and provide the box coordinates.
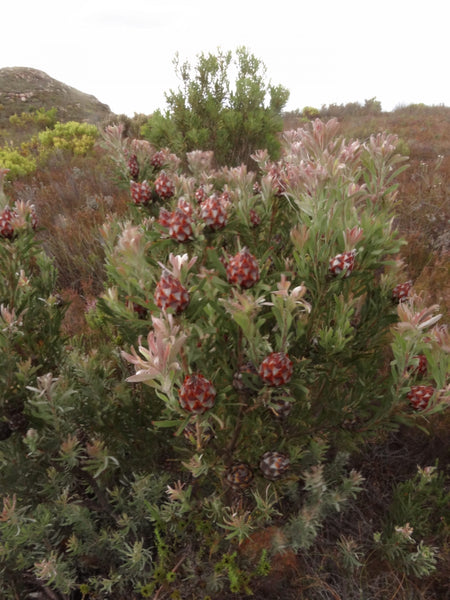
[179,374,216,414]
[154,272,189,314]
[127,154,139,179]
[151,150,166,169]
[200,194,228,230]
[157,207,172,228]
[329,250,356,277]
[155,171,175,199]
[407,385,435,410]
[130,180,152,205]
[226,248,260,289]
[259,352,293,387]
[392,281,412,303]
[0,206,15,238]
[195,186,206,203]
[168,209,194,242]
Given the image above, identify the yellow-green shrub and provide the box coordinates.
[38,121,99,156]
[9,107,58,130]
[0,145,36,178]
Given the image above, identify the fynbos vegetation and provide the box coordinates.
[0,51,449,600]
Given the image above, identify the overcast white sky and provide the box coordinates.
[2,0,449,116]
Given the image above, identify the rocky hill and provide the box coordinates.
[0,67,113,126]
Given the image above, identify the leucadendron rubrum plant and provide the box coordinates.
[95,119,449,597]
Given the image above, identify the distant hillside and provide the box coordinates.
[0,67,113,126]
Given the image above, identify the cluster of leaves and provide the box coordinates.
[141,47,289,167]
[373,463,449,577]
[37,121,99,158]
[0,145,37,179]
[9,107,58,132]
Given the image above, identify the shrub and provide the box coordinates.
[0,145,36,178]
[91,119,448,596]
[38,121,99,157]
[9,107,58,131]
[141,47,290,167]
[302,106,320,120]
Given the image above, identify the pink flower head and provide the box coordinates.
[343,226,364,250]
[269,274,311,312]
[157,253,197,280]
[186,150,214,176]
[397,297,442,332]
[121,313,187,392]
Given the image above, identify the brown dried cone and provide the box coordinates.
[259,451,290,480]
[269,391,293,418]
[8,412,29,433]
[225,462,254,489]
[0,421,13,441]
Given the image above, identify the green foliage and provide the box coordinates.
[0,228,167,599]
[364,97,382,114]
[302,106,320,120]
[383,463,450,540]
[38,121,99,157]
[141,47,289,166]
[373,529,439,577]
[9,107,58,130]
[283,447,365,551]
[0,145,36,178]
